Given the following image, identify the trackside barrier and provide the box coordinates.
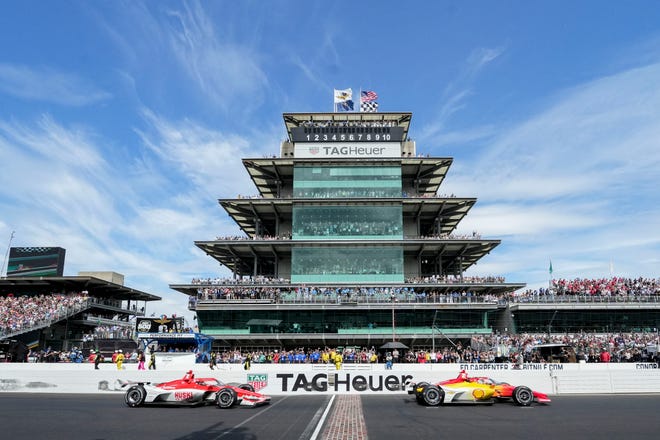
[0,362,658,395]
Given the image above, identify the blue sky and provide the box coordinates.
[1,1,660,326]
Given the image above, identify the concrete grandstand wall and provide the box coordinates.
[1,355,658,396]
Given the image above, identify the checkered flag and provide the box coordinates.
[360,101,378,112]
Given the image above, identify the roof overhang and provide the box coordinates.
[283,112,412,141]
[0,276,161,301]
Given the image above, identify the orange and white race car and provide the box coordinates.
[406,370,550,406]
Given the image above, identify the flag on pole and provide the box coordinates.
[334,88,354,112]
[360,90,379,112]
[549,259,553,275]
[360,90,378,102]
[361,101,379,112]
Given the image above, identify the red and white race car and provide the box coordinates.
[121,370,270,408]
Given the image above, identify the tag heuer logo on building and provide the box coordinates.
[308,146,319,155]
[247,374,268,391]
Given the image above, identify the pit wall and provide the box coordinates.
[1,354,658,396]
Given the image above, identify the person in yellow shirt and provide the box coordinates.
[116,349,125,370]
[334,352,342,370]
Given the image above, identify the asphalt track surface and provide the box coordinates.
[0,393,658,440]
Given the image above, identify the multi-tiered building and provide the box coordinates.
[171,111,525,350]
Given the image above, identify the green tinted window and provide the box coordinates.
[293,166,401,198]
[292,206,402,240]
[291,246,403,283]
[197,309,488,334]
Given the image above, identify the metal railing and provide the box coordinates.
[190,293,660,308]
[0,299,91,340]
[509,294,660,304]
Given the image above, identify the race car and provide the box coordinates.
[468,373,551,405]
[122,370,270,408]
[406,370,550,407]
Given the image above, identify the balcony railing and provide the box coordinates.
[189,293,660,309]
[0,299,91,340]
[509,294,660,304]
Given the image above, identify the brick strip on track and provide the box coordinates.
[321,395,368,440]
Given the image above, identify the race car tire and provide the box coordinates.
[124,385,146,408]
[512,386,534,406]
[422,385,444,406]
[238,383,255,392]
[413,381,430,394]
[413,382,430,403]
[216,388,237,409]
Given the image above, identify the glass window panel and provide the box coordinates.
[291,246,403,283]
[294,166,402,198]
[292,206,402,240]
[197,309,489,334]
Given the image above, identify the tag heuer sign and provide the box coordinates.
[137,320,152,332]
[295,142,400,158]
[247,374,268,391]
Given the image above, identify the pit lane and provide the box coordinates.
[0,393,657,439]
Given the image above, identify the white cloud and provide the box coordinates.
[136,109,255,198]
[0,63,111,106]
[419,46,505,141]
[450,62,660,289]
[0,111,251,324]
[163,1,268,111]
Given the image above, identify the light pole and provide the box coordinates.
[1,231,15,278]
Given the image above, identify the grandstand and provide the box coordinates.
[0,275,160,358]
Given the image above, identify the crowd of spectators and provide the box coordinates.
[512,277,660,302]
[196,330,659,366]
[405,275,505,284]
[215,234,291,241]
[214,232,486,241]
[236,190,463,199]
[551,277,660,296]
[191,276,660,304]
[0,292,88,337]
[191,284,501,304]
[299,119,398,128]
[192,276,290,286]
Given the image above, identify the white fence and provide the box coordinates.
[1,356,658,395]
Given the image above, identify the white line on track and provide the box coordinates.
[309,394,336,440]
[213,395,289,439]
